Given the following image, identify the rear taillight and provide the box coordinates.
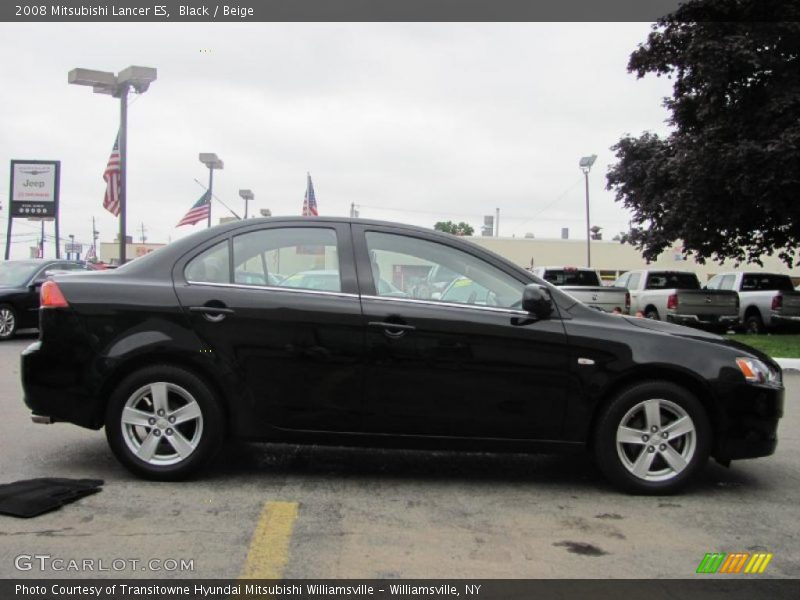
[772,294,782,310]
[625,291,631,311]
[40,281,68,308]
[667,293,679,310]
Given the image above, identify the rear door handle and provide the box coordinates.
[189,305,235,322]
[368,321,416,338]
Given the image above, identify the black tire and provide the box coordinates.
[745,313,765,335]
[105,365,225,480]
[594,381,711,495]
[644,307,660,320]
[0,303,18,340]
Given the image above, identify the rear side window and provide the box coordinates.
[232,227,340,292]
[719,274,737,290]
[185,241,230,284]
[627,273,641,289]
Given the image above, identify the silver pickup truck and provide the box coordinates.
[614,269,739,330]
[532,266,629,313]
[705,271,800,333]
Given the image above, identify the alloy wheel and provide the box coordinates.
[0,308,15,338]
[121,382,204,466]
[615,398,697,482]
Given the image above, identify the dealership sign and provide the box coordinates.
[9,160,60,218]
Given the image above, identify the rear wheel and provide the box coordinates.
[644,307,660,320]
[745,313,765,334]
[594,381,710,494]
[105,366,224,480]
[0,304,17,340]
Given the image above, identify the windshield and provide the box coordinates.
[542,269,601,286]
[0,261,40,286]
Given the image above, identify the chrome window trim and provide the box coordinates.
[361,294,531,316]
[185,280,359,299]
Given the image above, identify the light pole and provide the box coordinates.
[579,154,597,268]
[239,189,254,219]
[199,153,224,227]
[68,66,157,265]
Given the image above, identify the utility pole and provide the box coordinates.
[91,217,99,262]
[495,207,500,237]
[139,222,147,244]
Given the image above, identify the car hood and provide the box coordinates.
[621,315,777,367]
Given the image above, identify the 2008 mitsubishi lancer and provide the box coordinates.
[21,218,784,493]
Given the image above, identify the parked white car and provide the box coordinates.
[705,272,800,333]
[532,266,629,313]
[614,270,739,331]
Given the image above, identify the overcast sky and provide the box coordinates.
[0,22,673,258]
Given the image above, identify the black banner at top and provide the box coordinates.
[2,0,689,23]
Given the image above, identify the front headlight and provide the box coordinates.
[736,357,782,385]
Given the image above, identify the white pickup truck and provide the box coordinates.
[532,266,629,313]
[614,269,739,330]
[705,271,800,333]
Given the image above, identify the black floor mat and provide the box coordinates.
[0,478,103,518]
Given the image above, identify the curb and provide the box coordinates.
[775,358,800,372]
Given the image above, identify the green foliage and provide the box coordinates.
[434,221,475,236]
[607,0,800,267]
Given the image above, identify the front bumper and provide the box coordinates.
[714,382,783,461]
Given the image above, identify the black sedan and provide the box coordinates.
[21,218,784,493]
[0,259,91,340]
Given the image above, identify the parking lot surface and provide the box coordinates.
[0,335,798,579]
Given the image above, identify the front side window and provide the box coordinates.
[232,227,340,292]
[185,241,230,284]
[365,232,523,308]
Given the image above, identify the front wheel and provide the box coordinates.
[0,304,18,340]
[105,366,224,480]
[594,381,710,494]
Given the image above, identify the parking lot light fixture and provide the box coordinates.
[239,189,254,219]
[68,65,157,264]
[579,154,598,268]
[199,154,224,227]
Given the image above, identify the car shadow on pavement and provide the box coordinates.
[197,441,768,495]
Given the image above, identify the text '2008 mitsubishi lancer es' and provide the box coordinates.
[21,218,784,494]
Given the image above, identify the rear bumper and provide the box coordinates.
[770,314,800,329]
[667,314,739,328]
[21,341,103,430]
[714,383,783,461]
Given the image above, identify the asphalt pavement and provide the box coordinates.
[0,334,798,579]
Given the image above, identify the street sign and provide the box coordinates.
[9,160,60,218]
[64,243,83,254]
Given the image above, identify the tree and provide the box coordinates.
[434,221,474,236]
[606,0,800,266]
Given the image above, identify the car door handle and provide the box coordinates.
[189,305,235,322]
[368,321,416,338]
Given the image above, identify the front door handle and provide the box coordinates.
[189,305,235,323]
[368,321,416,338]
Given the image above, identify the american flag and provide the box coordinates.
[302,173,318,216]
[177,190,212,227]
[103,134,121,216]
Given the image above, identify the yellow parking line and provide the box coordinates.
[240,501,299,579]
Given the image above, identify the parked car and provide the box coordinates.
[22,218,783,494]
[705,272,800,334]
[614,270,739,331]
[532,266,630,313]
[0,259,91,340]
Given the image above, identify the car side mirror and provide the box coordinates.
[522,284,552,319]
